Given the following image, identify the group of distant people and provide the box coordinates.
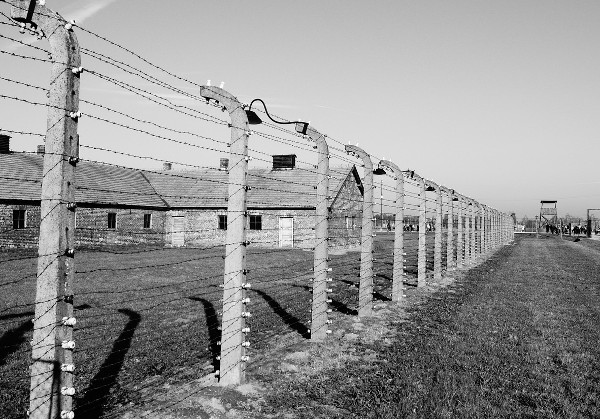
[544,224,599,236]
[402,223,435,232]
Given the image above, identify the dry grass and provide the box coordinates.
[256,235,600,418]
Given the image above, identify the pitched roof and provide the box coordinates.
[0,152,361,210]
[142,165,359,209]
[0,153,167,208]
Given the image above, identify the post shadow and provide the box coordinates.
[188,296,221,372]
[328,299,358,316]
[0,318,33,365]
[376,273,393,281]
[372,290,391,302]
[250,289,310,339]
[290,284,360,317]
[76,308,141,419]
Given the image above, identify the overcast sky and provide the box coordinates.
[1,0,598,219]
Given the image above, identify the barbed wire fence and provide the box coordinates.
[0,1,515,418]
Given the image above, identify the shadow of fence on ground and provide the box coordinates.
[76,308,141,419]
[250,288,310,339]
[188,296,221,372]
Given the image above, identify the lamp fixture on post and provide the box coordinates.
[245,98,309,134]
[373,166,386,176]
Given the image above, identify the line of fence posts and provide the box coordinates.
[16,22,519,415]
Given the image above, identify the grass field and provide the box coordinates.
[0,231,448,418]
[255,235,600,418]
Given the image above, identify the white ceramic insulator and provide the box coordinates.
[61,364,75,372]
[62,317,76,326]
[61,387,75,396]
[61,340,75,349]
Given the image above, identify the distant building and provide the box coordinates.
[0,139,363,249]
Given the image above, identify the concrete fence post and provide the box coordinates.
[494,210,498,248]
[469,200,476,261]
[443,187,456,270]
[11,2,81,417]
[298,124,330,341]
[482,205,488,254]
[417,175,427,287]
[456,195,464,268]
[484,206,489,252]
[464,200,471,264]
[472,201,478,259]
[345,145,375,317]
[478,204,482,255]
[495,210,500,248]
[199,86,250,385]
[431,182,442,280]
[379,160,404,302]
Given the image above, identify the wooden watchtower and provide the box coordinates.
[539,200,558,229]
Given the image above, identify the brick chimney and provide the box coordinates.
[0,134,10,154]
[37,144,45,154]
[272,154,296,170]
[163,162,172,171]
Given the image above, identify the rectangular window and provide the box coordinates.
[13,209,26,229]
[218,214,227,230]
[107,212,117,229]
[143,213,152,229]
[249,214,262,230]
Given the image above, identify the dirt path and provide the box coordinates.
[120,236,600,419]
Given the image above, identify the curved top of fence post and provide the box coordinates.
[199,86,248,128]
[455,193,472,208]
[297,123,328,152]
[345,144,373,170]
[11,1,80,64]
[440,185,457,201]
[424,179,440,194]
[401,169,418,181]
[404,170,425,186]
[378,159,400,176]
